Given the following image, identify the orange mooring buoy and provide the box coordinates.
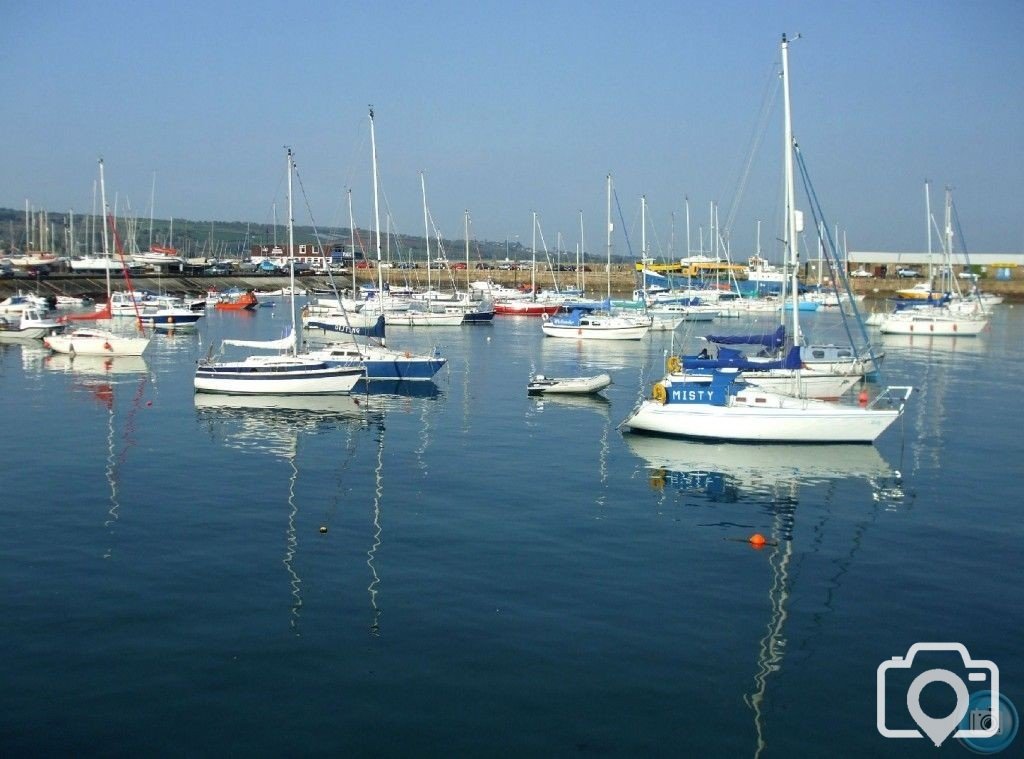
[749,533,767,548]
[858,389,869,406]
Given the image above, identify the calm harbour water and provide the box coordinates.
[1,301,1021,757]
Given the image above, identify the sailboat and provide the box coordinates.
[541,178,652,340]
[621,34,912,444]
[303,109,448,382]
[194,148,365,395]
[879,185,989,337]
[44,159,152,357]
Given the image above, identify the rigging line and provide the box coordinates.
[292,163,327,253]
[792,145,886,384]
[612,189,635,259]
[724,61,782,235]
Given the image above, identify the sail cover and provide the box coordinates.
[704,324,786,349]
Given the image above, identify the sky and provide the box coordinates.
[4,1,1023,260]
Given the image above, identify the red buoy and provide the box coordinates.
[749,533,767,548]
[858,389,869,406]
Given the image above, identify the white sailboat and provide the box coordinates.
[622,34,912,444]
[194,148,365,395]
[45,159,152,357]
[541,177,652,340]
[879,186,989,337]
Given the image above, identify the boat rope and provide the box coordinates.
[793,144,888,388]
[612,188,636,259]
[723,60,781,237]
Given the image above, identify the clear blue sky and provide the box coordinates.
[4,1,1022,259]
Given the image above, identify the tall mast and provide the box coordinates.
[781,32,801,345]
[531,210,537,298]
[420,172,431,293]
[578,209,585,292]
[98,158,111,303]
[369,107,385,303]
[925,179,933,283]
[684,195,691,259]
[286,147,297,355]
[464,209,471,293]
[605,173,613,300]
[347,188,356,293]
[148,170,156,251]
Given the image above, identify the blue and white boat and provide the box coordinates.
[194,149,365,396]
[623,34,912,441]
[541,308,650,340]
[622,368,911,444]
[304,314,446,381]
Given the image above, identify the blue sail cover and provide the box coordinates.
[681,344,801,371]
[704,325,786,349]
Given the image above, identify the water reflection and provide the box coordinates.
[623,433,901,757]
[624,434,894,499]
[194,393,370,456]
[193,393,383,634]
[879,331,989,357]
[36,351,150,378]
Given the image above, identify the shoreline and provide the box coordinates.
[3,267,1022,303]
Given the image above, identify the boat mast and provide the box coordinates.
[369,107,385,307]
[925,180,933,285]
[531,210,537,299]
[98,158,112,304]
[781,32,801,345]
[148,170,156,252]
[641,194,649,304]
[286,147,297,356]
[347,188,356,294]
[464,209,471,294]
[421,172,432,294]
[606,173,613,301]
[578,210,585,292]
[684,195,691,259]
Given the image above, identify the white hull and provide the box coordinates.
[384,311,464,327]
[542,323,650,339]
[44,328,150,356]
[194,355,364,394]
[622,393,901,443]
[878,312,988,336]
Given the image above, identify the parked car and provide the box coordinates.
[204,263,233,275]
[958,271,979,280]
[896,268,922,278]
[451,262,467,270]
[355,260,373,269]
[849,268,872,278]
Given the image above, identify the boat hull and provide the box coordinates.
[44,331,150,356]
[879,314,988,336]
[528,373,612,395]
[541,323,650,339]
[493,302,562,316]
[622,396,899,443]
[194,362,364,394]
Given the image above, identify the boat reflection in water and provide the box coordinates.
[194,392,383,632]
[194,392,372,456]
[625,425,901,758]
[40,352,150,378]
[624,434,894,501]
